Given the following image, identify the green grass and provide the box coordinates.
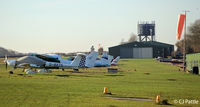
[0,59,200,107]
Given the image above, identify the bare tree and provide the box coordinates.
[175,19,200,54]
[120,33,138,44]
[120,38,126,44]
[98,47,103,55]
[128,33,138,42]
[187,19,200,52]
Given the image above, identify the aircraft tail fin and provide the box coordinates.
[108,55,114,65]
[78,54,86,68]
[111,56,120,65]
[70,54,85,67]
[85,51,98,68]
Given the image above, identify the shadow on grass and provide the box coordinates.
[167,79,176,81]
[108,105,118,107]
[56,75,69,77]
[67,71,84,73]
[16,72,104,78]
[104,74,124,77]
[17,74,24,76]
[107,96,153,102]
[56,74,91,78]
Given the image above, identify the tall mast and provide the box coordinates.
[183,10,189,72]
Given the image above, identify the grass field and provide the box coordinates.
[0,59,200,107]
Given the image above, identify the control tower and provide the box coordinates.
[138,21,155,42]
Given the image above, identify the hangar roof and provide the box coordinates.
[109,41,174,48]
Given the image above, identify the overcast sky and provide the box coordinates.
[0,0,200,53]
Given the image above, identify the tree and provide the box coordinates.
[120,33,138,44]
[98,47,103,55]
[120,38,126,45]
[90,45,95,52]
[187,19,200,52]
[128,33,138,43]
[175,19,200,54]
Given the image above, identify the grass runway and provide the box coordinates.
[0,59,200,107]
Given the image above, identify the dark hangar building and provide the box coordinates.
[109,41,174,58]
[109,21,174,58]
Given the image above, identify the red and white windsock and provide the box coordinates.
[176,14,186,40]
[98,43,101,49]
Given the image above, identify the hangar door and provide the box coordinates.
[133,47,153,58]
[120,48,133,58]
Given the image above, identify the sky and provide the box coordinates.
[0,0,200,53]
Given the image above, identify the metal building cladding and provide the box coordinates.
[109,41,174,58]
[186,53,200,74]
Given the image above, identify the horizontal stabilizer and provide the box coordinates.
[111,56,120,65]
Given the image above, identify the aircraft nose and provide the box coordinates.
[7,60,16,67]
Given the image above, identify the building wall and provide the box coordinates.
[133,47,153,58]
[118,47,153,58]
[109,42,174,59]
[186,53,200,74]
[120,47,133,58]
[109,46,120,58]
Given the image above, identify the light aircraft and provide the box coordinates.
[94,52,120,67]
[4,53,86,73]
[111,56,120,66]
[51,51,119,67]
[64,52,120,67]
[27,51,98,68]
[54,51,98,68]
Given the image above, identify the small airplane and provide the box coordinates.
[29,51,98,68]
[56,51,98,68]
[111,56,120,66]
[94,52,120,67]
[61,51,120,67]
[4,53,86,73]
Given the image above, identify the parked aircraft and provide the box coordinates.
[94,55,113,67]
[94,52,120,67]
[51,51,120,67]
[43,51,98,68]
[4,51,119,74]
[4,53,85,73]
[62,52,120,67]
[111,56,120,66]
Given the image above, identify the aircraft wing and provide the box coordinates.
[29,53,60,63]
[17,63,41,68]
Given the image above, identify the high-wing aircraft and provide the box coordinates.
[4,53,85,73]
